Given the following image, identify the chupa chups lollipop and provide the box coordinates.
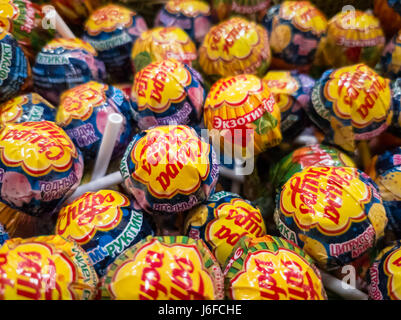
[120,125,219,215]
[101,235,224,300]
[83,4,148,83]
[155,0,212,46]
[318,10,385,69]
[0,121,84,218]
[269,144,356,195]
[381,31,401,79]
[198,17,270,81]
[262,1,327,72]
[32,38,106,105]
[263,70,315,140]
[131,58,205,130]
[274,166,388,271]
[374,0,401,39]
[0,235,99,300]
[307,63,392,168]
[0,28,31,104]
[131,26,197,73]
[368,240,401,300]
[223,235,327,300]
[0,222,8,246]
[204,74,282,159]
[184,191,267,266]
[212,0,271,22]
[55,190,154,277]
[0,93,56,125]
[56,81,135,163]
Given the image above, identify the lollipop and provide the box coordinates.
[275,166,388,271]
[120,125,219,215]
[0,222,8,246]
[374,0,401,39]
[155,0,212,46]
[101,235,224,300]
[0,93,56,125]
[0,121,84,218]
[212,0,271,22]
[198,17,271,80]
[223,235,327,300]
[83,4,148,83]
[131,26,197,73]
[381,30,401,79]
[318,10,385,69]
[55,190,154,277]
[263,70,315,140]
[56,81,135,163]
[204,74,282,158]
[0,235,99,300]
[0,28,30,104]
[32,38,106,105]
[131,58,205,130]
[261,1,328,71]
[185,191,267,266]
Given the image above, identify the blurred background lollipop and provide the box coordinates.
[374,0,401,39]
[381,30,401,79]
[211,0,271,22]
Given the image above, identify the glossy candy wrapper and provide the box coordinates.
[381,31,401,80]
[368,240,401,300]
[0,29,30,104]
[0,93,56,125]
[317,10,385,69]
[120,125,219,215]
[263,70,315,140]
[155,0,212,46]
[223,235,327,300]
[308,63,392,153]
[56,81,135,163]
[184,191,267,267]
[131,26,197,73]
[131,58,205,130]
[204,74,282,158]
[101,235,224,300]
[198,17,271,79]
[374,0,401,38]
[0,235,99,300]
[83,4,148,83]
[212,0,271,22]
[270,144,356,194]
[274,166,388,271]
[0,121,84,218]
[262,1,327,71]
[55,190,154,277]
[32,38,106,105]
[0,223,8,246]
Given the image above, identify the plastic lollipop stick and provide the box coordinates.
[320,270,368,300]
[42,5,76,39]
[91,113,124,182]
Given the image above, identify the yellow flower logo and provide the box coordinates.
[384,247,401,300]
[44,38,97,56]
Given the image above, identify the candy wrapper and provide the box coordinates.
[204,74,282,158]
[101,235,224,300]
[374,0,401,39]
[317,10,385,69]
[263,70,315,140]
[274,166,388,271]
[131,58,205,130]
[83,4,148,83]
[0,121,84,218]
[381,30,401,79]
[198,17,270,80]
[270,144,356,195]
[308,63,392,153]
[262,1,327,71]
[368,240,401,300]
[0,235,99,299]
[32,38,106,105]
[120,125,219,215]
[0,93,56,125]
[155,0,212,46]
[131,26,197,73]
[212,0,271,22]
[56,81,135,163]
[184,191,267,267]
[0,29,31,104]
[223,235,327,300]
[55,190,154,277]
[0,223,8,246]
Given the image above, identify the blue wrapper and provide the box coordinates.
[32,38,106,105]
[0,223,8,246]
[55,190,154,277]
[56,81,136,162]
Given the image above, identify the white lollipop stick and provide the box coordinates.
[91,113,123,182]
[42,5,76,39]
[320,270,368,300]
